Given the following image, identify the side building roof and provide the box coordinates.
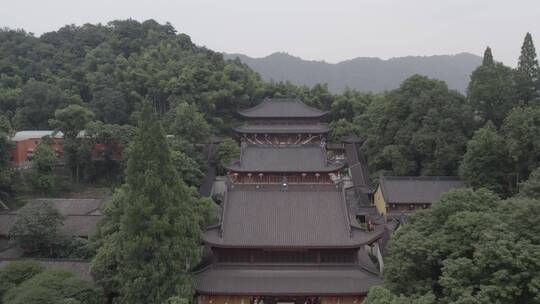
[238,98,327,118]
[204,185,382,248]
[0,198,104,238]
[378,176,465,204]
[11,131,63,142]
[226,145,343,173]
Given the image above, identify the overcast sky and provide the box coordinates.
[2,0,539,66]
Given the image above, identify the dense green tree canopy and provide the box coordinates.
[0,261,45,301]
[13,80,80,130]
[518,166,540,198]
[358,75,474,176]
[502,105,540,184]
[3,268,103,304]
[378,188,540,303]
[467,60,516,126]
[459,121,512,196]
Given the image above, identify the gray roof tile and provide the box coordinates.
[379,176,465,204]
[234,123,331,134]
[204,186,381,248]
[193,265,381,295]
[227,145,343,173]
[239,98,327,118]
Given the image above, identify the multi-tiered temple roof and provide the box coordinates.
[194,98,382,303]
[234,98,331,136]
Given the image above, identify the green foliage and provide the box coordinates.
[9,201,65,256]
[13,80,80,130]
[171,150,205,187]
[515,33,540,104]
[214,138,240,175]
[0,131,15,204]
[50,105,95,182]
[459,121,512,196]
[467,62,516,126]
[502,105,540,184]
[3,269,104,304]
[329,89,372,121]
[90,87,129,124]
[364,287,436,304]
[31,138,58,194]
[91,103,203,304]
[330,118,358,141]
[50,105,94,139]
[380,188,540,303]
[168,102,211,144]
[359,75,473,176]
[482,46,494,66]
[0,261,45,301]
[166,297,190,304]
[518,167,540,198]
[0,114,11,133]
[194,196,219,229]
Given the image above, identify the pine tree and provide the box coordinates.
[482,46,494,65]
[515,32,540,104]
[91,103,203,304]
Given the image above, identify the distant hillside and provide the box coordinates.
[224,52,482,93]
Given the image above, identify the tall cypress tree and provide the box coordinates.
[467,48,516,126]
[515,32,540,104]
[482,46,494,66]
[91,103,202,304]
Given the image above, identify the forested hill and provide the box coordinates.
[224,52,482,92]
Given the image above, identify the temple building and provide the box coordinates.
[194,98,384,304]
[373,176,465,216]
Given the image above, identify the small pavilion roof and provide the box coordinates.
[193,264,381,295]
[226,145,343,173]
[378,176,465,204]
[233,123,331,134]
[204,185,382,248]
[238,98,327,118]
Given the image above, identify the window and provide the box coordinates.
[319,249,355,264]
[253,250,317,263]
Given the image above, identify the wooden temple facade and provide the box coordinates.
[193,98,383,304]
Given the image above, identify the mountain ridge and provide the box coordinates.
[224,52,482,93]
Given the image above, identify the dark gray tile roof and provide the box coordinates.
[0,214,100,237]
[204,186,382,248]
[379,176,465,204]
[239,98,327,118]
[227,145,343,173]
[0,259,91,280]
[25,198,104,216]
[0,198,104,237]
[234,123,331,134]
[193,265,381,295]
[0,215,16,236]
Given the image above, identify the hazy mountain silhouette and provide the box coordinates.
[224,52,482,93]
